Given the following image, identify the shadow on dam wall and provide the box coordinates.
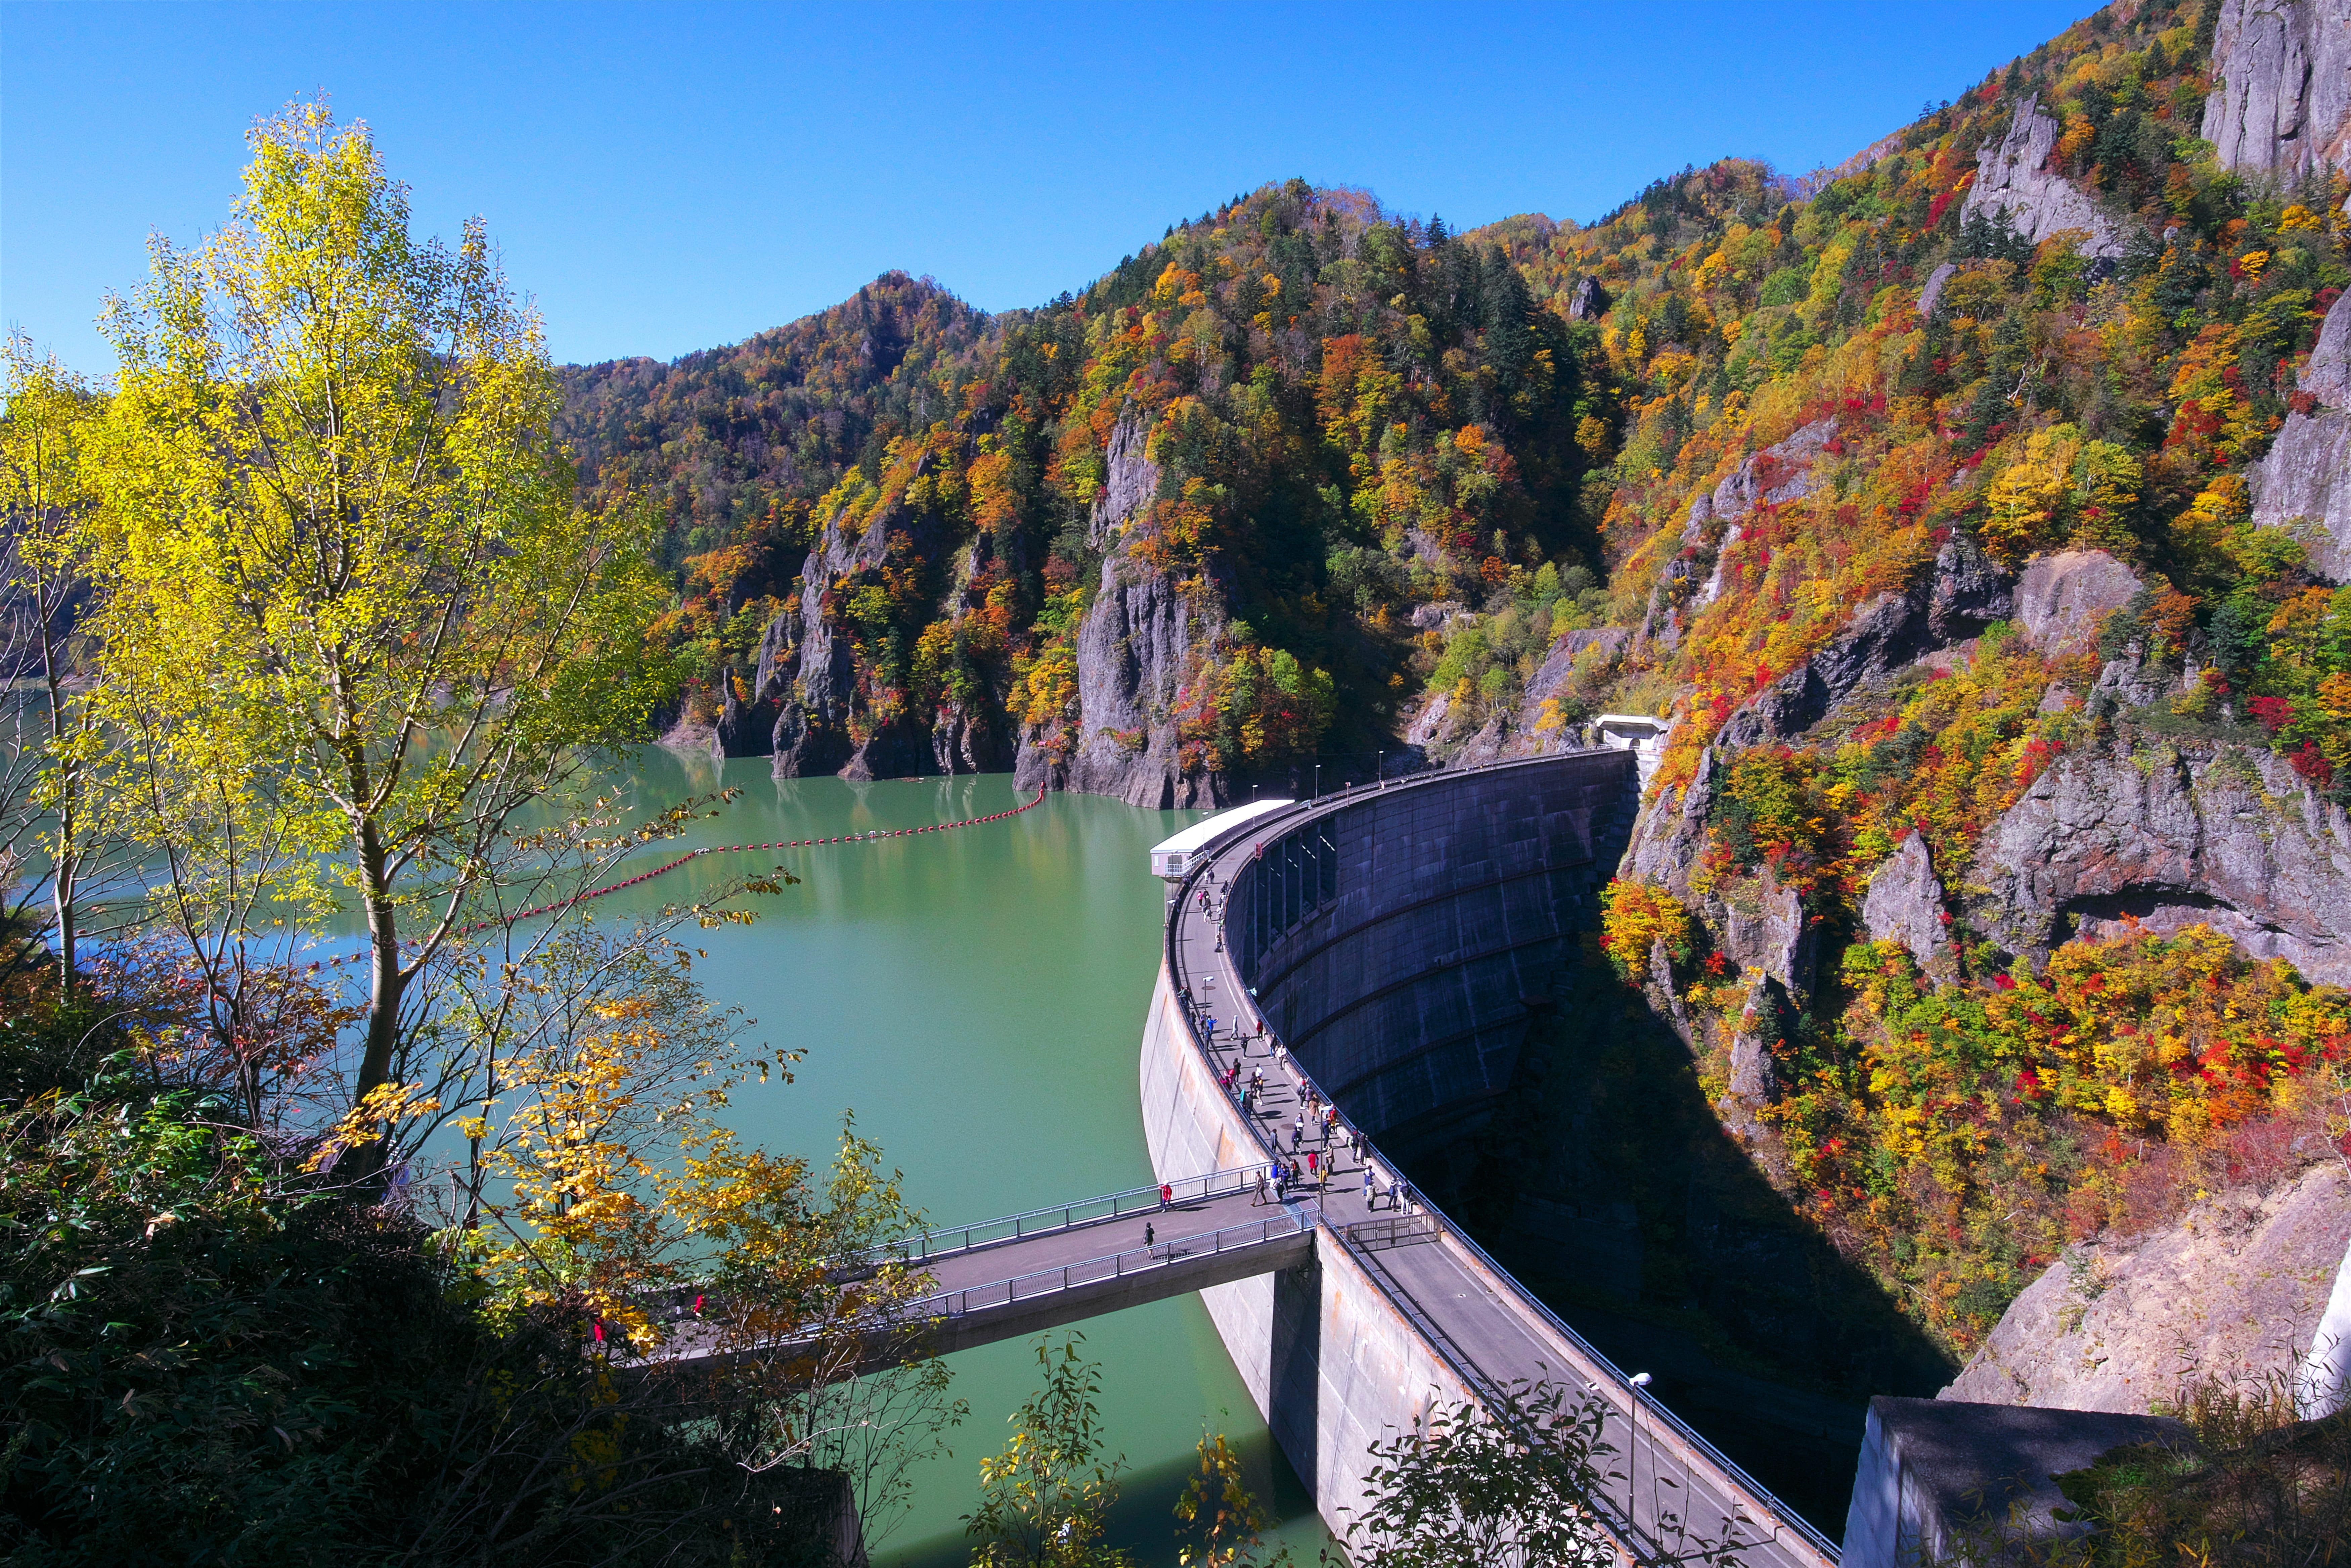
[1230,754,1954,1538]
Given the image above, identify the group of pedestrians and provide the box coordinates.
[1179,857,1419,1226]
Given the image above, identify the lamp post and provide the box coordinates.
[1629,1371,1652,1559]
[1313,764,1321,800]
[1376,749,1384,787]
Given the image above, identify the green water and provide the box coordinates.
[582,751,1318,1565]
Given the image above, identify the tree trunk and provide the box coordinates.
[350,813,403,1170]
[49,840,76,991]
[40,601,76,995]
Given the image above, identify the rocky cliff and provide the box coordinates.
[1014,547,1228,809]
[1637,418,1842,653]
[777,497,946,779]
[2200,0,2351,178]
[1966,735,2351,985]
[1943,1162,2350,1412]
[2251,260,2351,581]
[1961,94,2128,260]
[1011,406,1228,809]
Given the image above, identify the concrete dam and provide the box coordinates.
[1137,751,1841,1567]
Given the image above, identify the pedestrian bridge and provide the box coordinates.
[646,1167,1313,1374]
[850,1168,1316,1358]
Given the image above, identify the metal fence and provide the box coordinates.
[910,1210,1309,1319]
[845,1164,1272,1268]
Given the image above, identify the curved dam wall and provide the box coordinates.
[1142,752,1693,1552]
[1229,753,1639,1169]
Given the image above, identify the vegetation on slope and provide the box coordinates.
[1572,0,2351,1357]
[553,0,2351,1361]
[562,184,1626,767]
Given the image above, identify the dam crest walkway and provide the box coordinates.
[1156,759,1841,1568]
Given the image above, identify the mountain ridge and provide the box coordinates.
[564,0,2351,1389]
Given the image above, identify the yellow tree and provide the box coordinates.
[0,337,102,986]
[440,927,959,1544]
[87,102,671,1159]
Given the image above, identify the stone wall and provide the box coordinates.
[1226,754,1639,1168]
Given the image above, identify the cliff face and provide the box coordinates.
[1968,737,2351,985]
[2200,0,2351,178]
[1961,95,2127,259]
[1943,1163,2350,1411]
[1015,548,1226,809]
[2251,271,2351,582]
[1086,411,1160,549]
[700,475,1017,781]
[771,505,913,779]
[1637,418,1840,653]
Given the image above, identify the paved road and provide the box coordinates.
[1171,817,1836,1568]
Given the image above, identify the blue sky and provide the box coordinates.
[3,0,2091,375]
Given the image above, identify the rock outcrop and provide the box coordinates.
[742,477,1014,780]
[770,516,889,778]
[1718,873,1817,999]
[1499,627,1629,755]
[1087,410,1161,548]
[1641,418,1839,648]
[2200,0,2351,178]
[1967,738,2351,984]
[2015,550,2143,658]
[1962,95,2127,259]
[713,667,778,758]
[1917,262,1957,318]
[1861,833,1958,983]
[1710,539,2014,752]
[1943,1163,2351,1412]
[1566,276,1610,321]
[1628,540,2012,900]
[1696,417,1839,527]
[1014,550,1225,809]
[2250,276,2351,581]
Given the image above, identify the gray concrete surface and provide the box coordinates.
[1152,759,1838,1568]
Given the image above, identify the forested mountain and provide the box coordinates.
[560,185,1628,793]
[564,0,2351,1369]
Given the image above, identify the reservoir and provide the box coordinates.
[581,749,1318,1565]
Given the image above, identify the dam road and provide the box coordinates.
[1142,752,1839,1568]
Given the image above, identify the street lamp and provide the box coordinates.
[1313,764,1321,799]
[1376,749,1384,787]
[1629,1371,1652,1557]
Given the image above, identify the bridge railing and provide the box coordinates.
[909,1209,1310,1319]
[1161,777,1841,1568]
[846,1164,1274,1269]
